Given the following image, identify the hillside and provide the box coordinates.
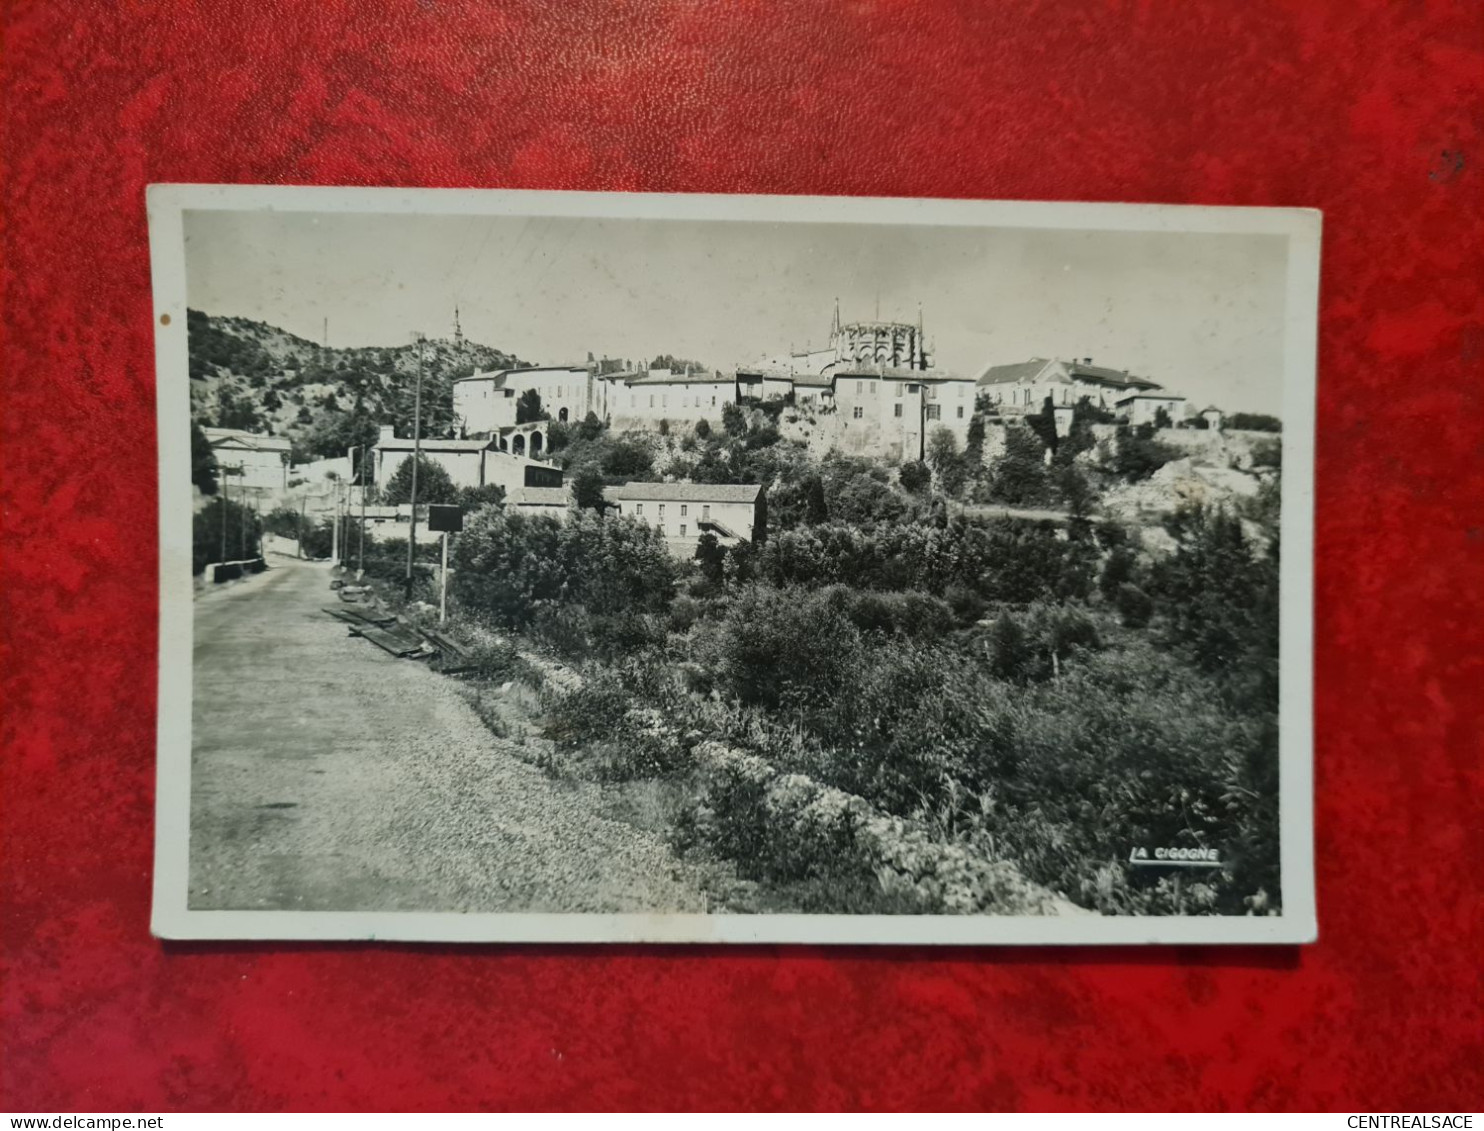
[186,309,527,460]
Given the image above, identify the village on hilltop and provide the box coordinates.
[194,301,1279,562]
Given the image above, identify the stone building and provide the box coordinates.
[606,369,737,430]
[976,357,1168,413]
[203,427,291,493]
[604,482,765,557]
[829,367,977,463]
[453,364,606,434]
[371,426,560,493]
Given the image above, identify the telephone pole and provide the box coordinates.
[405,331,426,600]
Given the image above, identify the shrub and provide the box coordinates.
[1229,413,1282,433]
[898,460,931,494]
[1116,583,1154,628]
[716,585,863,711]
[694,418,712,440]
[542,668,690,780]
[451,508,676,629]
[1112,424,1181,482]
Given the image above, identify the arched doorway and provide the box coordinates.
[558,407,569,423]
[512,434,526,455]
[531,431,544,456]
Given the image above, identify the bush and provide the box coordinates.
[899,460,931,494]
[1229,413,1282,433]
[1116,583,1154,628]
[1112,424,1181,482]
[543,668,690,780]
[452,508,676,629]
[716,586,863,711]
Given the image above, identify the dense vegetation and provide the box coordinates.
[428,410,1283,917]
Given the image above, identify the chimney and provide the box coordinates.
[379,424,395,443]
[1083,357,1093,365]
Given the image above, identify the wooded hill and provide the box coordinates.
[186,309,527,461]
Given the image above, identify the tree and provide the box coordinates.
[721,401,746,437]
[695,532,726,585]
[457,483,506,511]
[381,454,460,505]
[572,465,608,512]
[694,418,712,440]
[577,411,604,442]
[601,439,654,480]
[1153,405,1174,430]
[926,428,967,496]
[1228,413,1282,433]
[516,388,547,424]
[989,425,1051,506]
[899,459,931,494]
[190,421,219,495]
[1112,424,1180,482]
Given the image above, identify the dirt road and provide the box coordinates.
[189,557,705,913]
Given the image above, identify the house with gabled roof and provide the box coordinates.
[976,357,1166,414]
[604,481,764,556]
[202,427,292,492]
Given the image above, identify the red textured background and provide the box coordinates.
[3,0,1481,1112]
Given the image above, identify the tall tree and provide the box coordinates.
[381,454,460,505]
[190,421,219,495]
[516,389,547,424]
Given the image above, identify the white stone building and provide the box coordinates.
[371,426,561,493]
[976,357,1168,413]
[203,427,291,493]
[1116,392,1189,428]
[830,367,976,463]
[607,369,737,430]
[453,364,606,435]
[604,482,764,557]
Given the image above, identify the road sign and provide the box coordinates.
[427,504,463,533]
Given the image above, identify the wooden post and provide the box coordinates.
[439,531,449,624]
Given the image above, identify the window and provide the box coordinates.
[636,503,644,515]
[869,382,876,396]
[658,504,666,518]
[893,403,903,418]
[926,404,941,421]
[679,524,687,537]
[680,505,688,517]
[702,505,710,520]
[895,384,903,397]
[856,381,863,394]
[852,406,864,419]
[957,406,965,418]
[711,396,716,407]
[649,396,655,408]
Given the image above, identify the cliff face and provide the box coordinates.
[186,309,526,458]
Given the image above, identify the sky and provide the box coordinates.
[184,209,1290,415]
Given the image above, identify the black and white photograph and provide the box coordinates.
[149,186,1317,944]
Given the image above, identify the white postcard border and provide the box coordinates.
[148,184,1319,945]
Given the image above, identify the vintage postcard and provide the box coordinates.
[149,185,1318,943]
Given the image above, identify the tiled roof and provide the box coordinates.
[1067,362,1162,391]
[374,437,495,451]
[1115,392,1186,403]
[605,482,764,504]
[974,359,1053,386]
[792,372,835,388]
[203,427,293,453]
[507,486,571,506]
[833,366,966,382]
[625,370,734,386]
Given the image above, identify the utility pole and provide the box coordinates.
[405,331,426,600]
[219,467,230,564]
[331,479,341,565]
[352,445,368,579]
